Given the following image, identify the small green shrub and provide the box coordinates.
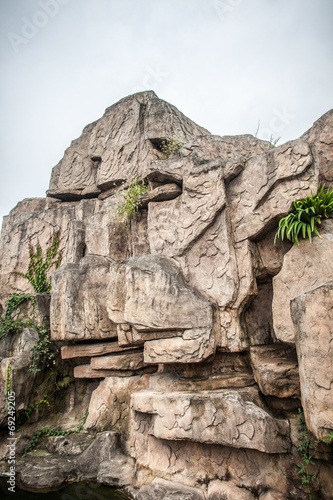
[0,294,35,340]
[159,138,183,160]
[20,229,63,293]
[114,177,149,224]
[29,323,57,374]
[274,185,333,246]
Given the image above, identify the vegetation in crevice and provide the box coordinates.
[274,185,333,246]
[19,229,63,293]
[16,398,50,429]
[296,408,317,499]
[22,408,89,458]
[29,322,58,374]
[159,137,184,159]
[113,177,149,224]
[0,294,35,340]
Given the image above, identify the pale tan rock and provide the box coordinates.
[301,109,333,183]
[176,209,238,308]
[74,365,137,379]
[61,341,135,359]
[117,324,182,347]
[84,375,150,432]
[144,328,215,365]
[47,120,101,200]
[90,350,145,371]
[131,435,292,496]
[185,134,270,163]
[207,479,256,500]
[228,139,317,242]
[0,197,97,308]
[140,183,182,206]
[51,255,117,341]
[135,478,205,500]
[249,345,300,398]
[131,388,290,453]
[219,240,257,352]
[48,92,209,199]
[258,491,285,500]
[148,162,226,257]
[291,281,333,438]
[106,255,215,363]
[273,233,333,345]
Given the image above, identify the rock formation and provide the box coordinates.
[0,91,332,499]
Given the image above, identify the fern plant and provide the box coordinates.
[20,230,63,293]
[274,185,333,246]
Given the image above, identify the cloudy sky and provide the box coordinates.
[0,0,332,225]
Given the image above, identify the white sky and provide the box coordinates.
[0,0,332,225]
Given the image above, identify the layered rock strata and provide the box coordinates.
[0,92,332,499]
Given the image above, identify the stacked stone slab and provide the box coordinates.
[0,92,332,498]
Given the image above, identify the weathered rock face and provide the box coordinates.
[130,387,290,453]
[272,232,333,345]
[0,94,332,499]
[0,328,38,426]
[291,281,333,439]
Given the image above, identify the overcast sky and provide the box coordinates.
[0,0,332,225]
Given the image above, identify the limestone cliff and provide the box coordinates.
[0,92,332,499]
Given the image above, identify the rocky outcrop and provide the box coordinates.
[0,93,332,499]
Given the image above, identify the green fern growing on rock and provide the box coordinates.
[274,185,333,246]
[20,230,63,293]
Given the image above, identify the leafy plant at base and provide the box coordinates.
[22,408,89,457]
[29,323,57,374]
[274,185,333,246]
[0,294,35,340]
[297,408,317,499]
[114,177,149,224]
[20,229,63,293]
[159,138,183,160]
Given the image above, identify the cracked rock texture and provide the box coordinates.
[0,92,332,499]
